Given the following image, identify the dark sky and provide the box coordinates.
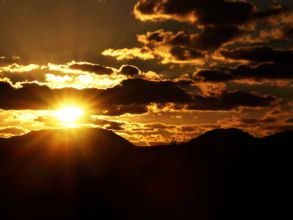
[0,0,168,63]
[0,0,128,62]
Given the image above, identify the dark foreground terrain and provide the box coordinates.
[0,128,292,219]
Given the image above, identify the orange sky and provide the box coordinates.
[0,0,293,145]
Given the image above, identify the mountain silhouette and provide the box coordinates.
[0,128,292,219]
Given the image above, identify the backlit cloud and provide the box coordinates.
[0,0,292,144]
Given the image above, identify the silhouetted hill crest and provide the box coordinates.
[190,128,255,143]
[0,127,133,148]
[184,128,257,154]
[0,127,292,219]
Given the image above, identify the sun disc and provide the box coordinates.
[55,106,84,124]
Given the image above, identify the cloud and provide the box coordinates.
[0,80,103,110]
[103,29,214,64]
[220,46,293,63]
[105,4,292,65]
[1,77,276,115]
[194,70,235,82]
[100,104,148,116]
[134,0,291,26]
[253,2,288,19]
[102,27,244,64]
[188,90,277,111]
[234,62,293,80]
[0,62,129,89]
[104,1,292,67]
[119,65,141,76]
[0,0,292,145]
[134,0,255,25]
[0,126,28,138]
[68,62,114,75]
[0,78,192,115]
[194,48,293,85]
[195,26,241,50]
[99,78,193,106]
[143,28,241,50]
[102,48,155,61]
[216,103,293,137]
[0,63,40,73]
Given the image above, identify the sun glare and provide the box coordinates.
[55,106,84,125]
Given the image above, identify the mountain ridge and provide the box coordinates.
[1,127,291,148]
[0,127,292,219]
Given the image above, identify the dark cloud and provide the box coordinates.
[196,26,241,49]
[195,46,293,82]
[240,118,259,124]
[180,125,197,132]
[119,65,141,76]
[152,27,241,50]
[69,63,113,75]
[220,46,293,63]
[0,78,276,114]
[0,68,47,84]
[0,82,51,110]
[194,55,293,82]
[99,78,193,105]
[0,81,96,110]
[91,119,125,131]
[253,3,288,19]
[100,104,148,116]
[135,0,291,25]
[195,70,234,82]
[234,62,293,80]
[148,27,241,51]
[170,46,204,61]
[134,0,255,25]
[195,64,293,82]
[0,78,192,115]
[188,90,277,110]
[240,117,278,124]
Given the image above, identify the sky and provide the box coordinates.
[0,0,292,145]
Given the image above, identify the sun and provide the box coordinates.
[55,106,84,125]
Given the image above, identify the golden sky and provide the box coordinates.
[0,0,293,145]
